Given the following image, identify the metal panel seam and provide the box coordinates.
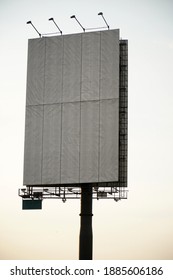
[79,34,82,183]
[41,38,46,184]
[98,31,101,182]
[60,36,64,184]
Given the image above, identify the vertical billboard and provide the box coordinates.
[23,29,120,185]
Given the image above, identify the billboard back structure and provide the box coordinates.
[23,29,127,188]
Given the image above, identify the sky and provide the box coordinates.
[0,0,173,260]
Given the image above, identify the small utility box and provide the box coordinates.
[22,199,42,210]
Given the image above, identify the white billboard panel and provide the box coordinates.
[99,99,119,182]
[100,31,119,99]
[42,104,61,184]
[80,101,99,182]
[63,34,81,103]
[24,29,119,185]
[81,32,100,101]
[23,106,43,185]
[61,102,80,184]
[26,39,45,105]
[44,37,63,104]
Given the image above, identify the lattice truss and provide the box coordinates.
[19,185,127,202]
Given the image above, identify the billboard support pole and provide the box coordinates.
[79,185,93,260]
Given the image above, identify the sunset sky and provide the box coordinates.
[0,0,173,260]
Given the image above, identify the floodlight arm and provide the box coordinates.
[98,12,109,29]
[48,17,62,35]
[70,15,85,32]
[26,21,41,37]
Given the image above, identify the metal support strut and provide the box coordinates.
[79,185,93,260]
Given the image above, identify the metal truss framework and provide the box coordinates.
[19,185,127,203]
[19,39,128,204]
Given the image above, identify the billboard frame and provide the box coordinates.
[19,38,128,202]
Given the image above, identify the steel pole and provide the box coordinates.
[79,184,93,260]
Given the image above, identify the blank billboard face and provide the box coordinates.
[23,29,119,185]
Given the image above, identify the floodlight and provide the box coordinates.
[33,191,43,198]
[70,15,85,32]
[26,20,41,37]
[48,17,62,35]
[98,12,109,29]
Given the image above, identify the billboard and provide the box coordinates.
[23,29,120,186]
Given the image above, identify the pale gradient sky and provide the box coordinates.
[0,0,173,260]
